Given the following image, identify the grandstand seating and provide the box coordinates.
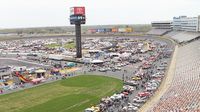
[150,40,200,111]
[169,31,200,43]
[147,29,171,36]
[164,31,181,37]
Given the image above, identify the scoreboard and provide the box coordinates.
[70,15,86,24]
[70,7,86,25]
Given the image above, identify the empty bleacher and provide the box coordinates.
[150,40,200,111]
[164,31,181,37]
[147,29,171,36]
[169,31,200,43]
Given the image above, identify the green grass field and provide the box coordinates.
[63,43,75,49]
[46,43,60,48]
[46,42,75,49]
[0,75,122,112]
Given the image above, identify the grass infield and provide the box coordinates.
[0,75,122,112]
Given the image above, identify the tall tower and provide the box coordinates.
[70,7,86,58]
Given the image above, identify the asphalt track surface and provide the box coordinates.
[0,58,50,68]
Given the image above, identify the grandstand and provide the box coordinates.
[151,21,172,29]
[169,31,200,43]
[150,39,200,111]
[164,31,181,37]
[147,29,171,36]
[147,21,172,36]
[149,16,200,43]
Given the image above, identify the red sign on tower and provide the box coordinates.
[70,6,86,25]
[70,7,85,16]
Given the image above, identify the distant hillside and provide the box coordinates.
[0,24,151,34]
[0,26,74,34]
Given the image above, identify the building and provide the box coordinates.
[148,21,172,36]
[151,21,172,29]
[173,16,199,32]
[151,15,200,33]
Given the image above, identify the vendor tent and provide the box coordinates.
[66,62,76,67]
[91,60,104,64]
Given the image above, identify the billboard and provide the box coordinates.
[118,28,126,33]
[70,7,85,16]
[112,28,118,33]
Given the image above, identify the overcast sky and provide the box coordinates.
[0,0,199,28]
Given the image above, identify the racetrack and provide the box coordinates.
[0,35,176,112]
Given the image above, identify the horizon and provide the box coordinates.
[0,0,200,28]
[0,24,150,30]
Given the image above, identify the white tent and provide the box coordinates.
[91,60,104,64]
[120,52,131,58]
[48,54,65,60]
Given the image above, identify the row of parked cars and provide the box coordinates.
[121,45,172,111]
[98,66,122,72]
[84,85,135,112]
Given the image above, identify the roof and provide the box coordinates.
[35,69,46,73]
[151,21,172,24]
[91,60,104,64]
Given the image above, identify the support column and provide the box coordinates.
[75,23,82,58]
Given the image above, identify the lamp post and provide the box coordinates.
[122,73,125,82]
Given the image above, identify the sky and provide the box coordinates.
[0,0,199,28]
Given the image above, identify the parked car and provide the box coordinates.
[146,86,157,91]
[157,66,165,70]
[138,91,151,97]
[84,106,100,112]
[132,103,141,107]
[99,68,107,72]
[133,97,146,103]
[124,80,139,86]
[112,67,121,71]
[127,105,138,111]
[132,76,142,81]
